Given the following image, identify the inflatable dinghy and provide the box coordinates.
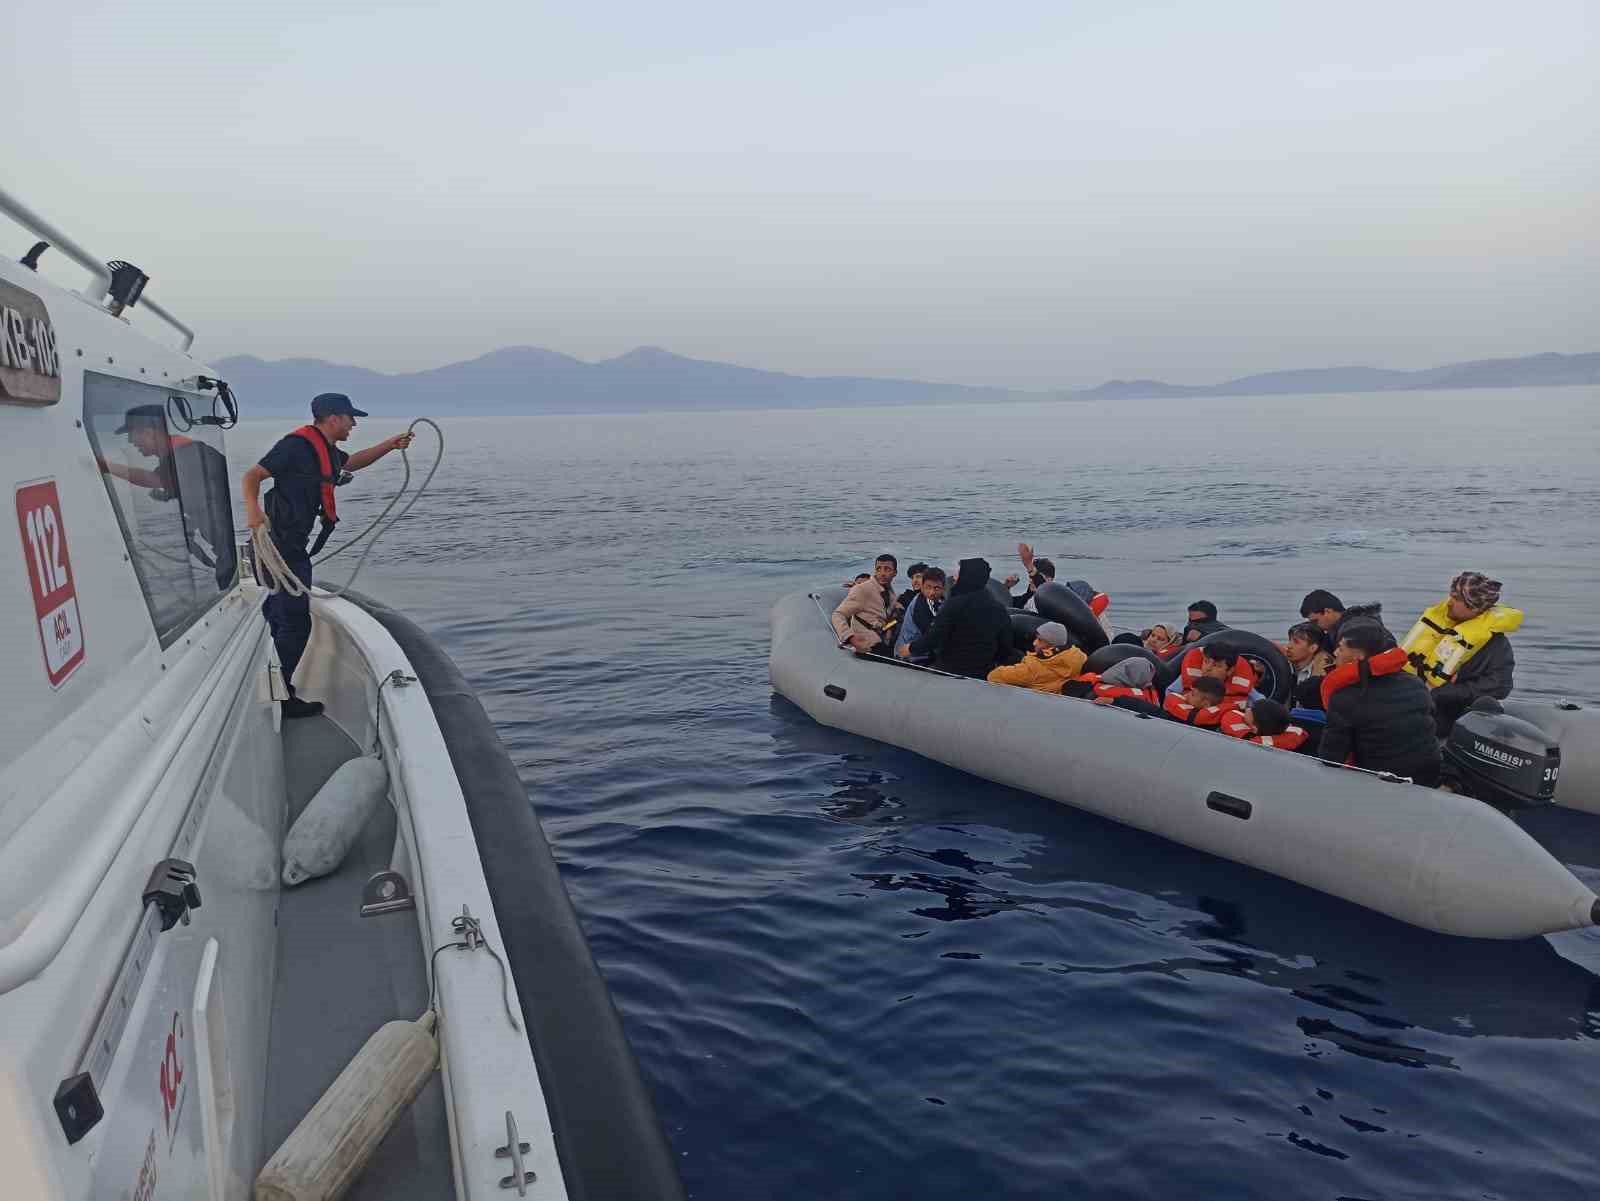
[772,590,1600,940]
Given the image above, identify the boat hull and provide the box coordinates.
[772,590,1597,940]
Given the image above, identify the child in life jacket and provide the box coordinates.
[1163,676,1232,727]
[1171,640,1259,702]
[1220,699,1309,751]
[1088,657,1162,706]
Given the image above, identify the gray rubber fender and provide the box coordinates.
[1156,630,1295,704]
[281,755,389,886]
[1033,582,1109,652]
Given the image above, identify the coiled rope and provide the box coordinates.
[251,417,443,599]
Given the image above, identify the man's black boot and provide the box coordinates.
[282,696,325,720]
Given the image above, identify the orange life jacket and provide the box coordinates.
[1179,648,1257,699]
[1220,709,1308,750]
[1163,692,1229,727]
[1319,645,1410,710]
[1080,673,1160,705]
[290,425,339,523]
[152,433,194,492]
[288,425,341,552]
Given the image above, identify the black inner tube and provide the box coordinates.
[1010,610,1047,652]
[1032,582,1108,652]
[1082,643,1166,677]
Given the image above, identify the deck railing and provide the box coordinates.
[0,182,196,351]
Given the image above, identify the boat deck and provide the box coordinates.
[262,716,453,1198]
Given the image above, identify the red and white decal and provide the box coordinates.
[14,478,85,687]
[159,1011,187,1148]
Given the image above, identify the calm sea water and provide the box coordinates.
[235,385,1600,1200]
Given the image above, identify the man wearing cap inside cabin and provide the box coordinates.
[1400,571,1523,736]
[986,622,1086,694]
[241,393,413,719]
[98,403,238,590]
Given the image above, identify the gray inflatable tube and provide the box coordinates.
[1502,699,1600,816]
[351,592,686,1201]
[775,590,1599,939]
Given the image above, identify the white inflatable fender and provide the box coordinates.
[282,756,390,886]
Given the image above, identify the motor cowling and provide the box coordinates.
[1441,699,1560,812]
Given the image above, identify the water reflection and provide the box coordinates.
[853,868,1032,922]
[769,703,1600,1045]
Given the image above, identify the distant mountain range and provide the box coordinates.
[1074,351,1600,401]
[212,346,1600,417]
[213,345,1022,417]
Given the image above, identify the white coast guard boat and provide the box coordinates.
[0,188,683,1200]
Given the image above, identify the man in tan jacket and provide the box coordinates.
[832,554,899,652]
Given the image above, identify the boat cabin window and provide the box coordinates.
[84,372,238,647]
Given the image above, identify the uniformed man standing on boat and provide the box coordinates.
[240,393,412,718]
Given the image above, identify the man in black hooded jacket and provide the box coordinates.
[900,557,1015,678]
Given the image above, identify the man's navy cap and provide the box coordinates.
[114,403,167,434]
[311,392,368,419]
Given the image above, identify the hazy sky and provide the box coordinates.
[5,1,1596,388]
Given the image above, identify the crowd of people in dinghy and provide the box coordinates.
[832,547,1525,788]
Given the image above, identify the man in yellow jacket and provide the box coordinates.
[987,622,1086,695]
[1401,571,1523,734]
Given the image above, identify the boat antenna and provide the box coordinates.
[19,241,48,270]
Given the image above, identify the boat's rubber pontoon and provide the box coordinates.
[772,590,1600,940]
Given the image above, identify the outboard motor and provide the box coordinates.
[1440,698,1560,813]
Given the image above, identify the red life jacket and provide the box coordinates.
[290,425,339,523]
[1163,692,1229,727]
[288,425,341,552]
[153,433,195,493]
[1319,645,1410,710]
[1179,648,1257,699]
[1220,709,1308,750]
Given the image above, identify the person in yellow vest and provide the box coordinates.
[1401,571,1523,735]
